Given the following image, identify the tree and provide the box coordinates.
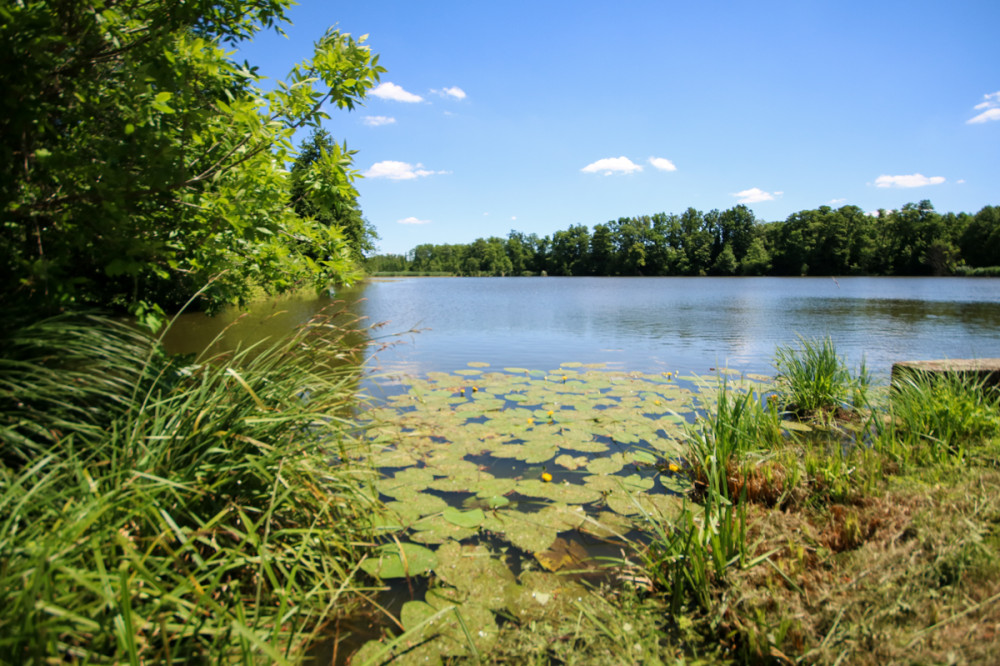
[0,0,384,325]
[290,129,378,262]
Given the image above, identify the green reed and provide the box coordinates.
[877,369,1000,466]
[773,335,871,415]
[0,308,382,664]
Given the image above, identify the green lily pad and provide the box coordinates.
[442,506,485,529]
[515,479,602,504]
[432,542,515,610]
[503,571,589,623]
[360,542,438,579]
[553,454,589,470]
[579,511,635,540]
[468,361,491,368]
[399,600,494,658]
[481,510,558,554]
[586,452,628,475]
[410,515,480,545]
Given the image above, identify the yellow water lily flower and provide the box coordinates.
[541,472,553,482]
[668,463,681,473]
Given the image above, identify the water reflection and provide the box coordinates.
[161,277,1000,380]
[355,277,1000,377]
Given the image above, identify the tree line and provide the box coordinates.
[366,201,1000,277]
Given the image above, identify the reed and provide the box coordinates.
[0,308,382,663]
[773,335,870,415]
[877,369,1000,465]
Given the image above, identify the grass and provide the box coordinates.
[0,308,384,663]
[625,337,1000,664]
[773,335,871,416]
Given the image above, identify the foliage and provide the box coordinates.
[877,369,1000,465]
[0,0,384,322]
[773,335,871,415]
[290,129,379,262]
[0,309,382,663]
[367,200,1000,278]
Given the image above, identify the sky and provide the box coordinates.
[238,1,1000,255]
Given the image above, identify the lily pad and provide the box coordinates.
[410,515,480,545]
[432,542,515,609]
[579,511,635,540]
[503,571,589,623]
[553,454,589,470]
[442,506,486,529]
[515,479,603,504]
[481,510,559,554]
[360,542,438,579]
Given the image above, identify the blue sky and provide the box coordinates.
[240,1,1000,255]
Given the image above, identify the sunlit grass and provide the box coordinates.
[773,335,871,416]
[0,309,382,663]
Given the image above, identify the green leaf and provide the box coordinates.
[359,542,438,579]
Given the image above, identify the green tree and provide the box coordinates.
[0,0,384,325]
[959,206,1000,268]
[290,129,378,262]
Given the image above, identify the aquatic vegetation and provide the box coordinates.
[774,335,871,415]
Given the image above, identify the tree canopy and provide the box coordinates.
[367,202,1000,278]
[1,0,384,326]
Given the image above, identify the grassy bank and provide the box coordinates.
[0,309,383,663]
[444,340,1000,664]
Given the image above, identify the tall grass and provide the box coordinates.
[637,384,783,614]
[0,308,382,663]
[877,369,1000,465]
[773,335,871,415]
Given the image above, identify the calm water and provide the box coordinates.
[164,277,1000,380]
[354,277,1000,379]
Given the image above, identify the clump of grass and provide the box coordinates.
[774,335,871,417]
[0,308,382,663]
[636,384,785,616]
[876,369,1000,466]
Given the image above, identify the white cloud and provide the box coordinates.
[828,198,847,205]
[362,115,396,127]
[874,173,945,188]
[968,91,1000,124]
[648,156,677,172]
[398,216,431,225]
[433,86,467,100]
[365,160,446,180]
[370,82,424,103]
[511,216,517,221]
[581,156,643,175]
[733,187,776,204]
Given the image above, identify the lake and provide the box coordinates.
[350,276,1000,381]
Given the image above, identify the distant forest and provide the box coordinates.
[366,201,1000,277]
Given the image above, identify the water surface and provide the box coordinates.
[353,276,1000,379]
